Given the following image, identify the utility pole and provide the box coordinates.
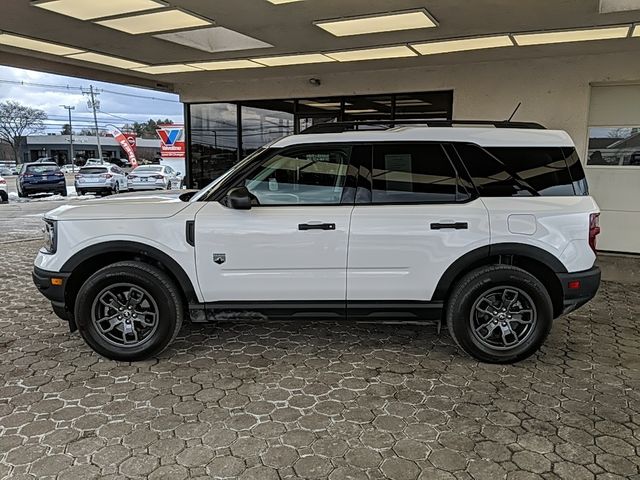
[83,85,103,161]
[60,105,75,166]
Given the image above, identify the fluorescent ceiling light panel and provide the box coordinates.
[266,0,304,3]
[326,46,417,62]
[0,33,84,56]
[188,59,264,71]
[253,53,335,66]
[96,9,211,35]
[134,64,203,74]
[67,52,147,69]
[316,11,436,37]
[633,25,640,36]
[33,0,167,21]
[513,26,630,46]
[412,35,514,55]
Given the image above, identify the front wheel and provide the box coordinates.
[74,261,184,361]
[446,265,553,364]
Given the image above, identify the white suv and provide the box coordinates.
[33,126,601,363]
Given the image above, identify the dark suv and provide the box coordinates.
[17,162,67,198]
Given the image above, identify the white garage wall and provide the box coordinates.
[179,50,640,252]
[587,85,640,253]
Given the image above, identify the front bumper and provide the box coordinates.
[558,266,601,315]
[32,266,69,307]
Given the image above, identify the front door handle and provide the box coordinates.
[431,222,469,230]
[299,223,336,231]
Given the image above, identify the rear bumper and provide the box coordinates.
[22,182,65,193]
[128,183,165,190]
[558,266,601,315]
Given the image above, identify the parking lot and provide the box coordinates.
[1,200,639,479]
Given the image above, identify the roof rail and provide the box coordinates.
[300,119,546,134]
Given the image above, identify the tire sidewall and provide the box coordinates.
[448,268,553,363]
[75,265,179,361]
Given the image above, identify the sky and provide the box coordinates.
[0,65,183,135]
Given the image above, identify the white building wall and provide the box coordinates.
[179,50,640,253]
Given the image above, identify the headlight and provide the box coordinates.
[42,219,57,254]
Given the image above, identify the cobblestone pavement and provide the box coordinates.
[1,240,639,480]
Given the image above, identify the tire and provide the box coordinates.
[74,261,184,361]
[78,190,85,196]
[61,189,68,197]
[0,190,7,202]
[113,183,120,195]
[446,265,553,364]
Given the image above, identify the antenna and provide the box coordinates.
[507,102,522,123]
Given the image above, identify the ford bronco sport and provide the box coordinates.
[33,124,601,363]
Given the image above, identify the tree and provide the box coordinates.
[123,118,175,139]
[61,124,73,135]
[0,101,47,162]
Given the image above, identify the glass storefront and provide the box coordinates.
[187,91,453,188]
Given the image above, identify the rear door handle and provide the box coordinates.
[299,223,336,231]
[431,222,469,230]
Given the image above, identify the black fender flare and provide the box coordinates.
[61,241,199,303]
[432,243,567,301]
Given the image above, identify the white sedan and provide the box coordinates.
[0,175,7,202]
[127,165,183,191]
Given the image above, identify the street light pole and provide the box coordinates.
[60,105,75,166]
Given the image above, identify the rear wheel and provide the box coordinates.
[61,188,68,197]
[0,190,7,202]
[446,265,553,364]
[75,261,184,361]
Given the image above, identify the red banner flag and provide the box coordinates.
[111,127,138,168]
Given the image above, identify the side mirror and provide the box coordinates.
[226,186,252,210]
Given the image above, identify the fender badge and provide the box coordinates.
[213,254,226,265]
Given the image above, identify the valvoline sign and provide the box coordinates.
[157,125,186,159]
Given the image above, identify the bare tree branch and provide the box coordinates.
[0,101,48,162]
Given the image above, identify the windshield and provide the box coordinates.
[80,167,108,175]
[190,147,268,202]
[26,164,59,174]
[134,166,163,172]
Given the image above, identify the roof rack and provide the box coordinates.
[300,119,546,134]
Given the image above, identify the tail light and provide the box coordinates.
[152,175,164,180]
[128,175,137,179]
[23,173,33,178]
[589,213,601,254]
[101,174,113,179]
[54,172,64,177]
[75,174,83,179]
[0,179,6,185]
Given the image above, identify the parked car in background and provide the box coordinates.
[0,175,7,202]
[17,162,67,197]
[60,164,78,174]
[75,164,128,196]
[85,159,107,166]
[109,158,132,169]
[0,167,13,176]
[128,165,182,191]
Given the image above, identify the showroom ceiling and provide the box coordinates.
[0,0,639,91]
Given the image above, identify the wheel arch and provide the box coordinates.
[433,243,567,318]
[62,241,199,315]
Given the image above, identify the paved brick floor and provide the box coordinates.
[1,240,639,480]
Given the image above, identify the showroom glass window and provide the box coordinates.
[241,104,294,157]
[243,147,351,205]
[587,127,640,167]
[370,144,460,203]
[190,103,239,189]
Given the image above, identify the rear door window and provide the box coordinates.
[371,144,461,204]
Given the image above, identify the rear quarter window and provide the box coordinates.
[456,144,588,197]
